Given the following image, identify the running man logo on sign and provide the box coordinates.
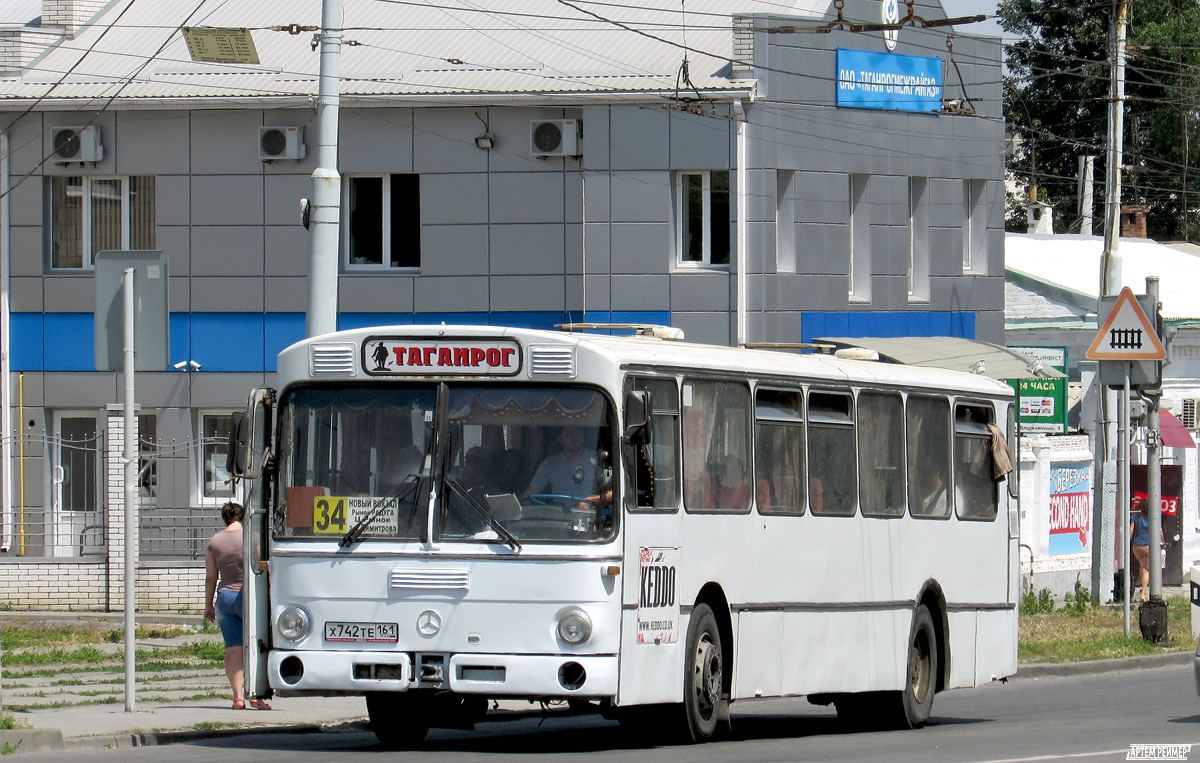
[637,547,680,645]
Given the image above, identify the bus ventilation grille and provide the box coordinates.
[529,346,576,377]
[310,343,356,375]
[389,568,470,590]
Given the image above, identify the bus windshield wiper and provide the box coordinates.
[339,477,419,548]
[445,479,521,552]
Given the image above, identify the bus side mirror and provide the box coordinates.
[228,411,249,477]
[624,390,650,443]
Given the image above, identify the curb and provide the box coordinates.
[0,729,64,755]
[60,723,324,751]
[1016,649,1192,678]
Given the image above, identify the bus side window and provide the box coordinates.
[682,379,752,513]
[754,388,805,515]
[806,390,856,516]
[907,396,952,519]
[858,391,904,517]
[955,404,999,521]
[625,377,679,511]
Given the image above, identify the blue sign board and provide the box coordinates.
[836,49,943,113]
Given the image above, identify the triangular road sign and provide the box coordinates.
[1085,287,1166,361]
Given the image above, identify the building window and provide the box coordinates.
[678,170,731,266]
[776,170,796,273]
[963,179,986,272]
[909,177,929,301]
[197,412,238,504]
[849,174,870,301]
[50,411,102,557]
[49,176,155,269]
[346,174,421,269]
[138,413,157,504]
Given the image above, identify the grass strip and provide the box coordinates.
[1019,594,1196,663]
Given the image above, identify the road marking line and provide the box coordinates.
[974,750,1154,763]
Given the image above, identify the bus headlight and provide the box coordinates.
[277,606,311,642]
[557,609,592,645]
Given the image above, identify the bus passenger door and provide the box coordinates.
[235,389,275,701]
[617,379,685,707]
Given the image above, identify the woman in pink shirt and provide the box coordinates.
[204,502,270,710]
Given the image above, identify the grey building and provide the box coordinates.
[0,0,1003,602]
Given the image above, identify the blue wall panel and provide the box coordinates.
[43,314,94,371]
[191,314,264,372]
[803,311,976,343]
[264,313,306,372]
[338,313,415,332]
[11,313,43,372]
[169,313,191,369]
[16,310,979,373]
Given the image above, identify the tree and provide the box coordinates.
[1000,0,1111,233]
[1001,0,1200,239]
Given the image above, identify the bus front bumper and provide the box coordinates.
[268,650,618,696]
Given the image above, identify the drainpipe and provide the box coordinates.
[735,103,748,347]
[1,131,12,553]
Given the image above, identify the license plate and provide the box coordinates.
[324,621,399,643]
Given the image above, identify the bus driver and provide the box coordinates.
[524,425,613,512]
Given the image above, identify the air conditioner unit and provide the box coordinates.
[259,126,306,161]
[51,125,103,163]
[1181,397,1200,429]
[530,119,581,157]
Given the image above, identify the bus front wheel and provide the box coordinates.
[366,691,430,748]
[682,603,724,742]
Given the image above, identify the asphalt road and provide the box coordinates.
[21,664,1200,762]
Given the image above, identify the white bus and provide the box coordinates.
[230,324,1018,746]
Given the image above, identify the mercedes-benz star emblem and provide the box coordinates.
[417,609,442,636]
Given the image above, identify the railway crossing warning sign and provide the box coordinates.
[1086,287,1166,361]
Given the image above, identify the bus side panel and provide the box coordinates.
[975,609,1017,682]
[777,611,896,696]
[733,611,782,698]
[946,610,979,688]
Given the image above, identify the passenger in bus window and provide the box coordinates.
[462,447,501,499]
[809,477,824,513]
[378,444,422,496]
[491,448,528,494]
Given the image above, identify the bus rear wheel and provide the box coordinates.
[890,604,937,729]
[366,691,430,748]
[682,603,724,742]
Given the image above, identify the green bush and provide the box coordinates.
[1021,586,1057,615]
[1062,579,1093,616]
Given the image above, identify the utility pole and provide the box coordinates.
[1093,0,1128,606]
[1101,0,1128,293]
[305,0,342,338]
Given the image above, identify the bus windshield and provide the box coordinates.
[274,384,617,544]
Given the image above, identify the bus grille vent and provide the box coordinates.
[529,345,576,377]
[310,343,356,376]
[389,569,470,590]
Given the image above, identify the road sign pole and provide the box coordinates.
[1121,363,1130,637]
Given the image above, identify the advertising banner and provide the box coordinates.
[637,547,680,645]
[1008,347,1068,434]
[1048,461,1091,555]
[835,49,943,113]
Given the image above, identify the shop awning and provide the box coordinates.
[1160,410,1196,449]
[816,337,1067,382]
